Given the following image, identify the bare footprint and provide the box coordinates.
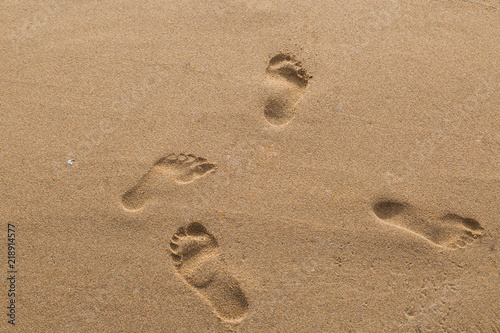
[263,53,311,126]
[372,200,484,249]
[121,154,217,211]
[170,222,248,322]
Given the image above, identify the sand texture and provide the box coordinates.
[1,0,499,332]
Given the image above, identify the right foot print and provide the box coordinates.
[121,154,217,211]
[263,53,311,126]
[372,200,484,249]
[170,222,249,322]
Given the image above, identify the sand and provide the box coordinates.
[1,0,499,332]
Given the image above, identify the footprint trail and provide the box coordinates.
[170,222,249,322]
[264,53,311,126]
[121,153,217,211]
[372,200,484,249]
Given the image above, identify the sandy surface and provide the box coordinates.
[1,0,499,332]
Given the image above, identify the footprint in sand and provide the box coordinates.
[170,222,249,322]
[121,153,217,211]
[372,200,484,249]
[263,53,311,126]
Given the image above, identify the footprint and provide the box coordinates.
[372,200,484,249]
[169,222,249,322]
[121,153,217,211]
[263,53,311,126]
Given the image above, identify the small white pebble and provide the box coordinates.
[67,159,75,165]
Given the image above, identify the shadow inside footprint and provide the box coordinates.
[372,200,407,219]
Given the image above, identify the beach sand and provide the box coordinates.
[1,0,499,331]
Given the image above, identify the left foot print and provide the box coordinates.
[372,200,484,249]
[121,153,217,211]
[263,53,311,126]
